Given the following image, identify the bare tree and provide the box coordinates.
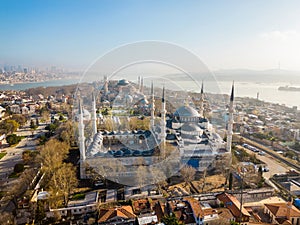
[136,165,148,188]
[39,139,69,174]
[201,168,207,193]
[53,163,78,206]
[151,167,167,191]
[180,165,196,185]
[0,212,14,225]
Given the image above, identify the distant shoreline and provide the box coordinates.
[0,78,79,91]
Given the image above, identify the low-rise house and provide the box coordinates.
[264,202,300,225]
[21,106,29,114]
[98,205,136,225]
[10,104,20,114]
[184,198,219,225]
[216,192,250,225]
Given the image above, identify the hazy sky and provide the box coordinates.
[1,0,300,71]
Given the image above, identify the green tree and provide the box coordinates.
[0,119,19,134]
[161,213,184,225]
[6,134,22,146]
[30,119,37,130]
[258,166,263,176]
[14,163,24,173]
[11,114,27,127]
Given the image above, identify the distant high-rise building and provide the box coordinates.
[23,68,28,74]
[17,65,23,73]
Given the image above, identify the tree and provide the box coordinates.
[50,163,78,206]
[30,119,37,130]
[0,212,14,225]
[39,139,69,174]
[151,167,167,191]
[161,213,184,225]
[35,117,39,126]
[258,166,263,176]
[39,139,78,208]
[6,133,22,146]
[40,107,50,122]
[180,165,196,185]
[14,163,24,173]
[136,165,148,188]
[22,150,38,164]
[11,114,27,127]
[57,120,74,145]
[0,119,19,134]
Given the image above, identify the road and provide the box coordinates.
[237,145,291,178]
[237,145,292,190]
[0,121,45,191]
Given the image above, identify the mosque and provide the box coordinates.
[77,78,234,186]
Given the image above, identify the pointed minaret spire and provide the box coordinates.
[138,76,141,92]
[162,86,165,103]
[140,77,144,93]
[104,75,108,95]
[150,81,155,128]
[160,85,166,158]
[78,98,86,178]
[230,81,234,102]
[199,81,204,117]
[226,81,234,154]
[91,92,97,136]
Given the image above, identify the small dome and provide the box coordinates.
[118,79,129,86]
[174,106,200,117]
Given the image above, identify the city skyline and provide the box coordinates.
[1,0,300,71]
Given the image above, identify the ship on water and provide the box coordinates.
[278,85,300,92]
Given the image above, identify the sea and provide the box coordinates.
[0,79,299,109]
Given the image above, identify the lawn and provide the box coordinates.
[0,152,7,160]
[70,193,85,201]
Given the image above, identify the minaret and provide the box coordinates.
[104,75,108,95]
[138,76,141,92]
[226,82,234,152]
[78,100,86,178]
[140,77,144,94]
[91,92,97,136]
[199,81,204,117]
[150,82,155,128]
[160,86,166,158]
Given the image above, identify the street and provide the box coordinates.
[0,121,45,191]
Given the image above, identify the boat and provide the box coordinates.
[278,86,300,92]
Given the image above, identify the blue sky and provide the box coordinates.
[1,0,300,70]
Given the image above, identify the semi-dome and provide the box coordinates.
[181,123,202,132]
[174,106,200,117]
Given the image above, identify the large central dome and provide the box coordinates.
[174,105,200,118]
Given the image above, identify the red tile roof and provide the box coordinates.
[184,197,204,217]
[217,192,250,218]
[265,202,300,218]
[98,205,136,223]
